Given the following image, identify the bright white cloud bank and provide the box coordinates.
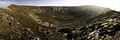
[25,0,119,11]
[46,0,119,11]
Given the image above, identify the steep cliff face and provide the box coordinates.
[0,4,119,40]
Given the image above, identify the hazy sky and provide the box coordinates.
[0,0,120,11]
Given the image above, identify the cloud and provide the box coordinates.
[0,0,120,11]
[0,1,13,7]
[0,1,8,3]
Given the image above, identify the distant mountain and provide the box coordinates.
[0,4,119,40]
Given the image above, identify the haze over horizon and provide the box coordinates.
[0,0,120,11]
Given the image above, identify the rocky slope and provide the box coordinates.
[0,4,120,40]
